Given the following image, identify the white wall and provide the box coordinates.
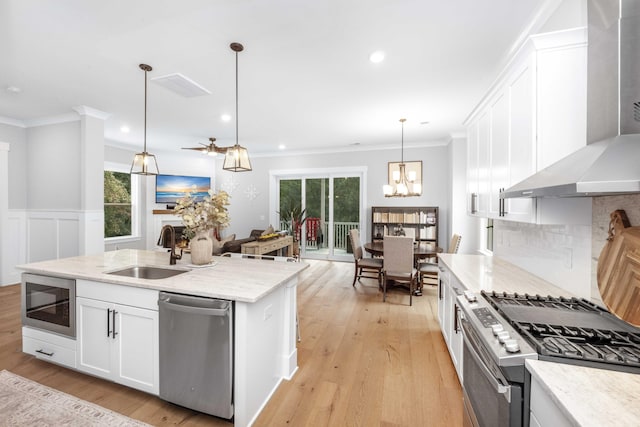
[213,144,451,250]
[26,121,81,210]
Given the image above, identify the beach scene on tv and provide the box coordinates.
[156,174,211,204]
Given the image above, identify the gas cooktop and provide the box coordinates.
[482,291,640,373]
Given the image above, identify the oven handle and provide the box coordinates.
[460,318,510,397]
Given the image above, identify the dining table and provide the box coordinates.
[363,241,443,263]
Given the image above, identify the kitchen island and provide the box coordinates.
[18,249,309,427]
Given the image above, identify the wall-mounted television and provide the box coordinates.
[155,174,211,206]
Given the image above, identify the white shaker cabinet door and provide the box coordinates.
[76,297,114,379]
[76,296,159,395]
[115,303,159,395]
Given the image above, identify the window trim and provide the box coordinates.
[104,162,141,241]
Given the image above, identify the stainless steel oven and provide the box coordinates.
[461,318,523,427]
[21,273,76,338]
[456,291,537,427]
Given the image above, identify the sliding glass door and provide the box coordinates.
[275,169,365,261]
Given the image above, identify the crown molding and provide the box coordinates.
[0,116,26,128]
[72,105,111,120]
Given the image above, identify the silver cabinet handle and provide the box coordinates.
[471,193,478,214]
[112,310,118,339]
[35,349,54,357]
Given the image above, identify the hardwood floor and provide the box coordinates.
[0,260,463,426]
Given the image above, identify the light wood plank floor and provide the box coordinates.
[0,259,463,426]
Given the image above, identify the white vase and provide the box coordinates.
[190,230,213,265]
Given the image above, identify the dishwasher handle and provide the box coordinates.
[159,292,230,317]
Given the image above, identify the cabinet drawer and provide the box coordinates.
[23,336,77,369]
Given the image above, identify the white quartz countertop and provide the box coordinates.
[526,359,640,427]
[17,249,309,303]
[438,254,573,296]
[439,254,640,425]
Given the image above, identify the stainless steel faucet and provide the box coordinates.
[160,225,182,265]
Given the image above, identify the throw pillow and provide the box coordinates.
[212,234,236,255]
[261,225,275,236]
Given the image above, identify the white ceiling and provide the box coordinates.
[0,0,549,155]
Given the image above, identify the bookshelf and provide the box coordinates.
[371,206,438,245]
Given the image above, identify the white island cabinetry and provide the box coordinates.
[76,280,159,395]
[18,249,308,427]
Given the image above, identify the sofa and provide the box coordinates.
[219,229,265,254]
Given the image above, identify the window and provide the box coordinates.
[104,170,137,239]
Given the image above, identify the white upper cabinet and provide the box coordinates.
[465,27,590,224]
[533,30,588,169]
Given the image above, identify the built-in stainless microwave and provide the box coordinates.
[21,273,76,338]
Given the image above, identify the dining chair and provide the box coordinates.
[383,235,418,306]
[349,229,383,287]
[419,234,461,291]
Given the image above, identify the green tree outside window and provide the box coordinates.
[104,171,132,238]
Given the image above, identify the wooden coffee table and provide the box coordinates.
[241,235,294,257]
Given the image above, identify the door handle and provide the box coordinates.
[35,349,54,357]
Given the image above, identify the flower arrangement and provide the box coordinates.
[173,188,230,239]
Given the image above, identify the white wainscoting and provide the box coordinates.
[2,209,100,286]
[27,211,81,263]
[3,210,26,285]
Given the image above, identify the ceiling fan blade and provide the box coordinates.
[181,146,208,151]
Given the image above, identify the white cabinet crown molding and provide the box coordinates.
[464,26,587,127]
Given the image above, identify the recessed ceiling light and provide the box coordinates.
[278,144,286,150]
[6,86,22,93]
[369,51,385,64]
[221,114,231,122]
[420,121,430,125]
[120,125,130,133]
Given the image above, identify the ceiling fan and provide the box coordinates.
[181,137,228,156]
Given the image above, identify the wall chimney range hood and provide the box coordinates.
[503,0,640,198]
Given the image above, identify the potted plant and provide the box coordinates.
[278,203,307,255]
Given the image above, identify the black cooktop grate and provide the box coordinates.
[481,291,640,369]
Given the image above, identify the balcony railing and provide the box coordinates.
[279,220,359,251]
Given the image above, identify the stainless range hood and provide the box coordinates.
[503,0,640,198]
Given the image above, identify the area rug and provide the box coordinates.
[0,370,151,426]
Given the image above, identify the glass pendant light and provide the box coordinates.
[131,64,159,175]
[223,42,252,172]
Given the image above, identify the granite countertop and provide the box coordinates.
[438,254,572,296]
[526,359,640,427]
[17,249,309,303]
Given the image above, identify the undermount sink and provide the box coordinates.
[107,266,188,280]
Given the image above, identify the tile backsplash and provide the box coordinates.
[494,194,640,301]
[494,220,592,297]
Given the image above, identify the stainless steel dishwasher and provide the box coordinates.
[158,292,233,419]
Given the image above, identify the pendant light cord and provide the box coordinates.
[235,49,239,147]
[144,67,148,153]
